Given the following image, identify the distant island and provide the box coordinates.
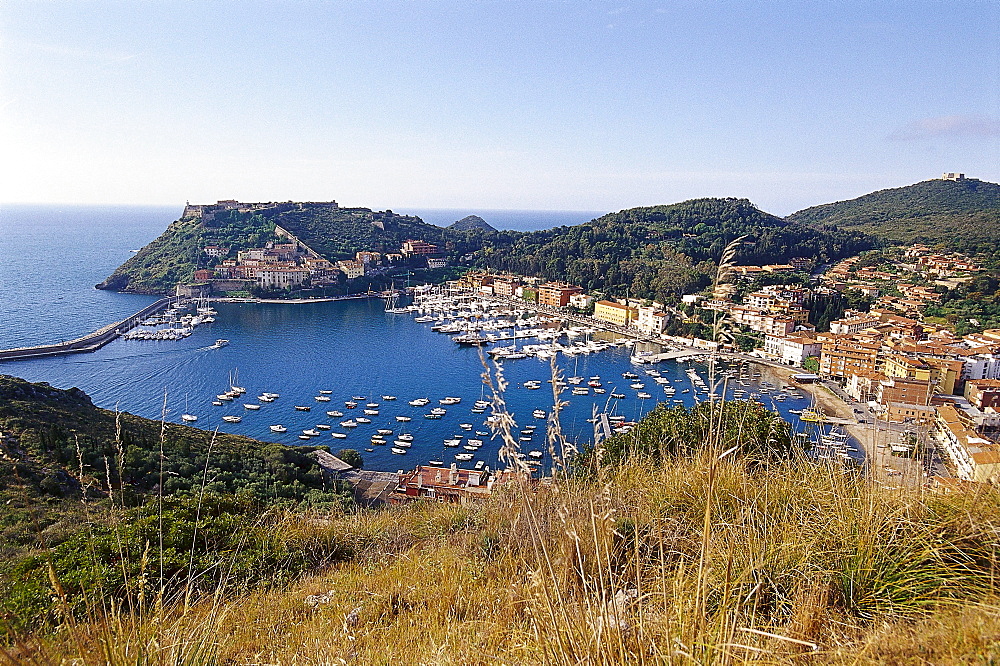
[447,214,497,232]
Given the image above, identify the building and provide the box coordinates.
[537,282,583,308]
[427,258,448,269]
[762,334,822,367]
[336,260,365,279]
[819,336,881,378]
[829,316,881,336]
[593,300,638,327]
[941,172,966,181]
[356,251,382,265]
[492,275,522,298]
[933,404,1000,483]
[256,267,309,290]
[401,240,440,256]
[569,293,594,309]
[965,379,1000,411]
[388,464,511,505]
[202,245,229,258]
[635,307,668,335]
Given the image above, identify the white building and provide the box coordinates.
[569,293,594,309]
[255,267,309,289]
[763,334,822,366]
[635,306,667,335]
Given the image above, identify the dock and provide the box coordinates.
[0,297,176,362]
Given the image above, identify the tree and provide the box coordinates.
[337,448,363,469]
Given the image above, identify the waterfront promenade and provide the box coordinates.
[0,297,175,362]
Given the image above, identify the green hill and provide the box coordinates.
[787,177,1000,257]
[99,197,872,298]
[475,198,873,302]
[447,214,497,232]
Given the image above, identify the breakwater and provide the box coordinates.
[0,297,175,362]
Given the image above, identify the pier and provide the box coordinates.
[0,297,176,362]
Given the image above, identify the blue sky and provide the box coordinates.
[2,1,997,214]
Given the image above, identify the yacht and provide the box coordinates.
[340,420,358,428]
[269,424,287,433]
[396,415,412,422]
[355,417,372,424]
[409,398,430,407]
[316,424,331,430]
[363,409,379,416]
[397,433,414,442]
[244,404,261,410]
[302,429,320,437]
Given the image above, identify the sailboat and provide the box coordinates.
[181,395,197,422]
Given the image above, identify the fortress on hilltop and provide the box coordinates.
[182,199,339,222]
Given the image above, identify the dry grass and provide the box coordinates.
[11,455,1000,665]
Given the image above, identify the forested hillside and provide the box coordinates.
[787,178,1000,258]
[475,198,872,302]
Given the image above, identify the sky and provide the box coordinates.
[1,0,998,215]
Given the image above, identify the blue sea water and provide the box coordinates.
[0,205,827,472]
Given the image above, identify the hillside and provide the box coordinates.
[448,214,497,232]
[0,375,352,634]
[787,178,1000,257]
[476,198,873,302]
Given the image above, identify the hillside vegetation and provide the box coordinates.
[0,375,351,635]
[787,178,1000,258]
[99,197,872,298]
[476,198,872,302]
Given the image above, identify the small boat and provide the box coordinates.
[391,447,407,455]
[355,417,372,424]
[258,395,275,402]
[455,453,474,461]
[533,409,546,419]
[262,392,280,399]
[440,396,462,405]
[331,432,347,439]
[365,448,374,452]
[302,429,320,437]
[397,433,414,442]
[474,461,485,470]
[222,415,241,423]
[212,339,229,348]
[519,436,532,442]
[366,402,380,409]
[295,405,311,411]
[316,424,331,430]
[377,428,394,435]
[396,415,412,422]
[181,414,198,422]
[319,390,333,394]
[630,383,645,390]
[463,444,480,451]
[212,400,223,406]
[345,401,358,408]
[315,396,331,402]
[363,409,379,416]
[594,388,606,394]
[459,423,473,430]
[299,435,311,440]
[637,392,652,399]
[467,439,484,446]
[340,420,358,428]
[382,395,397,401]
[371,436,386,444]
[351,395,366,401]
[326,410,344,417]
[244,404,261,410]
[476,431,489,436]
[393,440,412,448]
[409,398,430,406]
[217,394,233,402]
[429,459,444,466]
[269,424,287,432]
[444,439,461,447]
[528,450,543,459]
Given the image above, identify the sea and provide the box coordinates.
[0,205,832,472]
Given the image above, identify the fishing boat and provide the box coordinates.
[391,447,407,455]
[382,395,397,401]
[345,401,358,409]
[356,417,372,424]
[302,429,320,437]
[315,396,331,402]
[326,410,344,417]
[244,403,261,410]
[269,424,287,433]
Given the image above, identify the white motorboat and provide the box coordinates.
[316,424,331,430]
[302,429,321,437]
[181,414,198,422]
[244,403,261,410]
[331,432,347,439]
[455,453,474,461]
[391,447,407,455]
[382,395,397,401]
[315,396,331,402]
[396,415,412,422]
[326,410,344,417]
[222,415,241,423]
[397,433,414,442]
[356,417,372,424]
[340,420,358,428]
[269,424,287,433]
